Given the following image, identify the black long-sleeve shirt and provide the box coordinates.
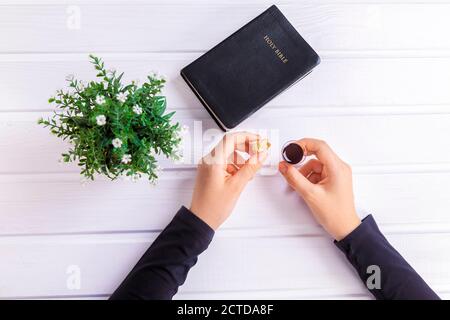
[334,214,439,299]
[110,206,439,300]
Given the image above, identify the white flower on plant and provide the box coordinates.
[112,138,123,148]
[102,82,108,90]
[96,95,106,105]
[117,91,129,103]
[76,111,84,117]
[96,115,106,126]
[132,105,143,115]
[121,154,132,164]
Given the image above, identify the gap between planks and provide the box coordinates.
[3,51,450,61]
[1,218,450,240]
[3,105,450,116]
[2,161,450,179]
[2,0,450,6]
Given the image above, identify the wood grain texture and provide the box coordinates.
[2,110,450,173]
[2,54,450,111]
[1,171,450,236]
[2,3,450,53]
[0,231,448,299]
[1,0,450,299]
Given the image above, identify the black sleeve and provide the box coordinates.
[335,214,440,300]
[110,206,214,300]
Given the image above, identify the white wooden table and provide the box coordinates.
[1,0,450,300]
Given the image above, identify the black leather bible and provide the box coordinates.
[181,5,320,131]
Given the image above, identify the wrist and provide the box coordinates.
[332,215,361,241]
[189,204,221,231]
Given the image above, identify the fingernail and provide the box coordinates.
[279,162,287,174]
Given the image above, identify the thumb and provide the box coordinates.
[279,161,314,197]
[231,151,267,187]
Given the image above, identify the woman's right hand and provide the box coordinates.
[278,138,361,241]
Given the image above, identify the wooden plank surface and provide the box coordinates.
[0,231,448,299]
[2,3,450,53]
[2,54,450,111]
[1,171,450,236]
[1,0,450,299]
[1,111,449,173]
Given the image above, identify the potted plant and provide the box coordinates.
[38,55,183,183]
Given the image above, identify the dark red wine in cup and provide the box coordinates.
[282,143,304,164]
